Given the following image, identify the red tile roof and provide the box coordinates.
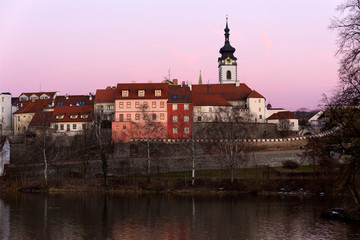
[14,99,52,114]
[29,111,53,127]
[248,90,265,98]
[51,105,94,122]
[15,92,58,104]
[54,95,94,107]
[168,85,192,103]
[115,83,168,99]
[192,83,254,101]
[95,88,117,103]
[266,111,299,120]
[192,94,232,106]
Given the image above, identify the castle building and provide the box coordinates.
[218,17,238,84]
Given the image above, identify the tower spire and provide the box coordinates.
[198,70,203,85]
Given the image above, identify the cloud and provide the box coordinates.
[153,43,195,66]
[259,29,272,52]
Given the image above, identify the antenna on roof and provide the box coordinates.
[39,82,42,92]
[168,69,171,81]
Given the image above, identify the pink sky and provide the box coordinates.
[0,0,340,110]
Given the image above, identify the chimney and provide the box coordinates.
[181,81,185,87]
[131,81,136,83]
[173,79,178,85]
[112,86,116,89]
[106,86,111,89]
[31,97,36,103]
[235,80,240,87]
[188,81,192,91]
[89,93,93,101]
[65,94,69,100]
[148,81,152,83]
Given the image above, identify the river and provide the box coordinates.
[0,193,358,240]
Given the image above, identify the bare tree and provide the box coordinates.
[202,107,253,184]
[130,104,166,182]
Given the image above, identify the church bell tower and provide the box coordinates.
[218,17,237,84]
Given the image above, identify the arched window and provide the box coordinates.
[226,70,231,80]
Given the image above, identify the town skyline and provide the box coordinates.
[1,0,340,110]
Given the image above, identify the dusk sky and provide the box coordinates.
[0,0,341,110]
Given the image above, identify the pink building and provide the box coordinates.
[112,83,169,142]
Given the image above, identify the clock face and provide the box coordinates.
[226,57,231,63]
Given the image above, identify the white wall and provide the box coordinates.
[0,94,13,135]
[247,97,266,123]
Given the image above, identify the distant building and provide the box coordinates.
[266,111,299,131]
[0,136,10,176]
[95,87,117,121]
[0,93,12,135]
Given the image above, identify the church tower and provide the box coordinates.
[218,17,237,84]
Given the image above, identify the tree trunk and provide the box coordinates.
[147,131,151,183]
[43,148,48,187]
[191,138,195,186]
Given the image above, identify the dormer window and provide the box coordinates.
[81,114,89,119]
[122,90,129,97]
[56,114,65,120]
[138,90,145,97]
[155,90,161,97]
[70,114,78,119]
[20,97,28,101]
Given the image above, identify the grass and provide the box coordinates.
[150,165,320,180]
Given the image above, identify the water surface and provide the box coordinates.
[0,193,358,240]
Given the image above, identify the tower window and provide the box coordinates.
[226,70,231,80]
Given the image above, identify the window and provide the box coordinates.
[184,104,189,110]
[291,122,295,127]
[73,124,77,130]
[173,116,178,122]
[60,124,64,130]
[160,113,165,120]
[18,116,20,121]
[123,124,127,129]
[173,128,178,134]
[152,114,156,120]
[119,102,124,109]
[226,70,231,79]
[81,115,89,119]
[56,114,65,120]
[119,114,124,121]
[1,97,4,102]
[122,90,129,97]
[116,124,120,129]
[82,124,87,130]
[135,114,140,120]
[127,102,131,108]
[155,90,161,96]
[173,104,177,110]
[259,107,261,112]
[126,114,131,121]
[55,124,58,130]
[259,115,262,119]
[197,107,202,112]
[160,101,165,108]
[184,116,189,122]
[143,114,148,120]
[138,90,145,97]
[197,116,202,122]
[67,124,70,131]
[152,101,156,108]
[259,99,261,103]
[144,102,148,108]
[172,95,178,100]
[135,102,140,108]
[70,115,78,119]
[184,127,190,134]
[1,107,3,112]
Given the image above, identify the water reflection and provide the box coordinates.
[0,193,359,240]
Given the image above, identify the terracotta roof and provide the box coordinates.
[192,83,253,101]
[95,88,117,103]
[266,111,299,120]
[248,90,265,98]
[29,111,53,127]
[14,99,52,114]
[115,83,169,99]
[192,94,232,106]
[168,85,192,103]
[54,95,94,107]
[15,92,58,104]
[51,105,93,122]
